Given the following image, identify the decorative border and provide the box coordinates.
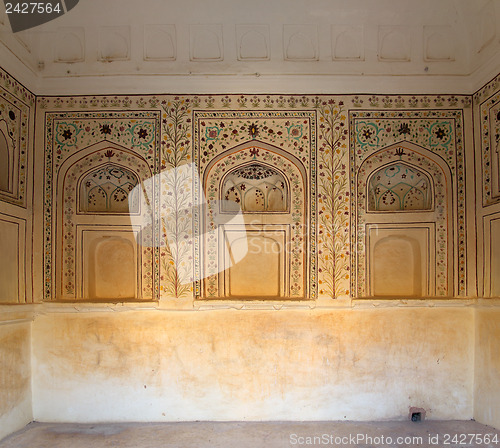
[193,110,317,299]
[43,110,161,300]
[38,93,472,112]
[479,90,500,206]
[0,68,35,107]
[0,82,31,207]
[350,109,466,296]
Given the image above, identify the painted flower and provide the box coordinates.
[398,123,411,135]
[249,148,259,158]
[248,123,259,138]
[362,128,373,139]
[205,126,220,140]
[138,128,148,139]
[62,129,72,140]
[104,150,115,158]
[288,124,303,140]
[100,124,112,135]
[434,127,447,141]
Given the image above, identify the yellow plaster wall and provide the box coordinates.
[474,307,500,428]
[32,307,473,422]
[0,320,32,440]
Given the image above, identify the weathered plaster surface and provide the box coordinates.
[0,321,32,441]
[33,307,473,422]
[474,307,500,429]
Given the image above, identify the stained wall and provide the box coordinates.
[32,307,474,422]
[473,74,500,429]
[0,309,33,440]
[0,69,35,440]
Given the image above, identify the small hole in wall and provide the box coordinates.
[409,407,426,422]
[411,412,422,422]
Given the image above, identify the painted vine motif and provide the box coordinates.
[316,100,349,297]
[159,98,193,298]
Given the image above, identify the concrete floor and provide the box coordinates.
[1,421,499,448]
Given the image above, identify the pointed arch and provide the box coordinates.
[356,141,453,298]
[198,139,309,299]
[54,140,155,300]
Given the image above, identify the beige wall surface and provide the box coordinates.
[32,307,473,422]
[1,61,500,440]
[0,320,32,440]
[474,308,500,429]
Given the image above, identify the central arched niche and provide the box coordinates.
[201,143,307,300]
[368,162,433,212]
[79,163,140,214]
[221,163,288,213]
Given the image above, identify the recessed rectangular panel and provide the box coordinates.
[79,227,140,300]
[490,219,500,297]
[223,228,286,298]
[0,219,19,303]
[367,224,433,297]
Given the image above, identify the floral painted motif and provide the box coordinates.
[350,109,466,296]
[316,100,349,298]
[44,110,161,300]
[478,91,500,205]
[160,98,193,298]
[194,110,317,299]
[37,91,475,303]
[0,81,31,207]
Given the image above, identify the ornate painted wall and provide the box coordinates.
[0,68,34,304]
[474,73,500,298]
[0,68,35,441]
[473,74,500,430]
[36,92,474,302]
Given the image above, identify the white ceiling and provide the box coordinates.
[0,0,499,95]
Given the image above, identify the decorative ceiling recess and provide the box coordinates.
[0,0,499,94]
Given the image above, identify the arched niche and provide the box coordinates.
[54,142,154,300]
[367,162,433,211]
[200,141,307,299]
[78,163,140,214]
[356,142,453,297]
[221,162,288,213]
[88,236,136,299]
[0,129,9,193]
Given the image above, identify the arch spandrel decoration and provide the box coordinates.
[199,144,308,299]
[367,162,433,212]
[356,143,453,297]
